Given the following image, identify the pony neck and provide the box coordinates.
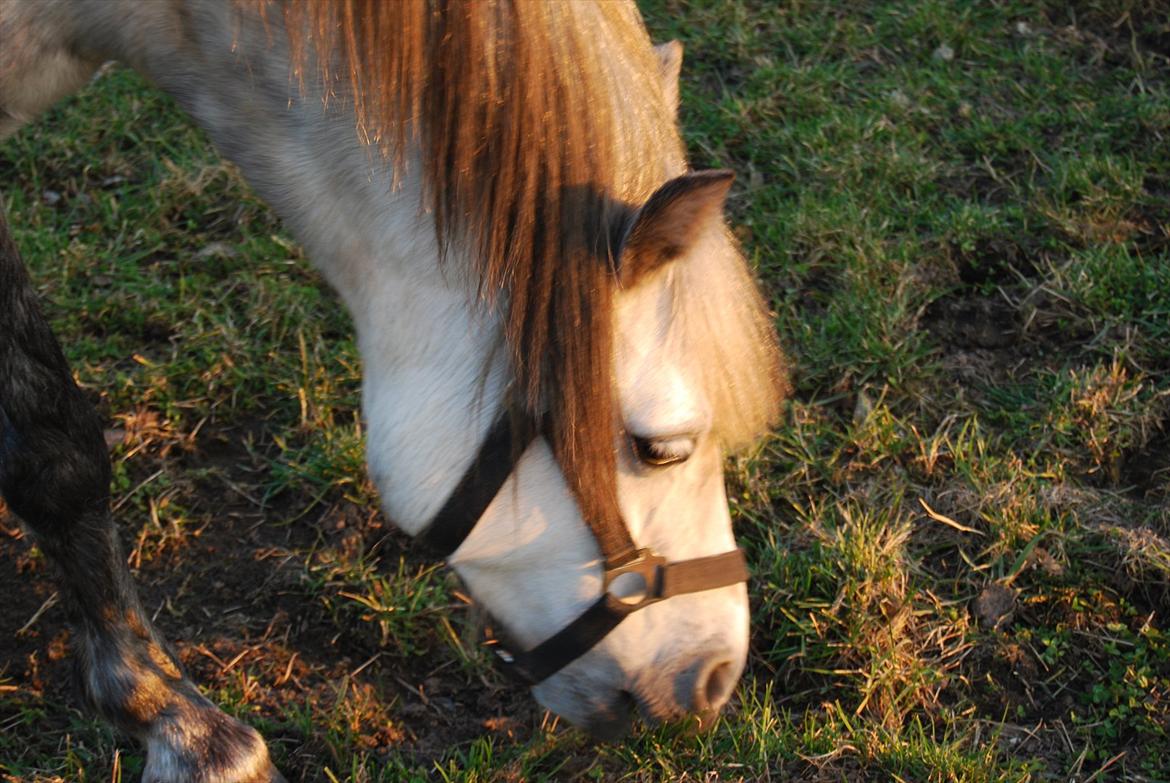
[280,150,509,535]
[126,12,511,534]
[347,223,510,534]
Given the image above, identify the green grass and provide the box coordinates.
[2,0,1169,780]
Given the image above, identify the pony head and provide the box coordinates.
[445,165,784,733]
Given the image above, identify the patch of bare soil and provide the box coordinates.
[965,638,1048,718]
[0,423,544,781]
[925,295,1020,351]
[1120,424,1170,501]
[950,237,1041,288]
[921,288,1034,412]
[1042,1,1170,61]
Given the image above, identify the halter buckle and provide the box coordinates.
[603,548,666,610]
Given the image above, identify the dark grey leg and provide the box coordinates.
[0,209,283,782]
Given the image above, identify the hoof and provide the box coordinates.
[142,700,283,783]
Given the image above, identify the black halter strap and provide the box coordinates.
[415,415,750,685]
[414,415,526,559]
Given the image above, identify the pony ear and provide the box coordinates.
[618,169,734,287]
[654,40,683,116]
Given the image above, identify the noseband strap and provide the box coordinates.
[415,415,749,684]
[491,548,748,685]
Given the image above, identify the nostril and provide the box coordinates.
[693,657,737,714]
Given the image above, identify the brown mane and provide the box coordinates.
[265,0,782,537]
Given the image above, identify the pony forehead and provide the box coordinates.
[615,228,786,451]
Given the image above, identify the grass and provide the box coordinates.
[1,0,1169,780]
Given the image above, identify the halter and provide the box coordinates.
[416,416,749,685]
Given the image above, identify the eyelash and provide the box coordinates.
[630,435,694,467]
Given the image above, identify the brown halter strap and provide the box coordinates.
[416,415,749,685]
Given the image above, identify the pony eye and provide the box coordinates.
[630,435,695,467]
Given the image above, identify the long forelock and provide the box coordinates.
[664,228,787,452]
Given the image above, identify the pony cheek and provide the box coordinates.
[445,441,604,647]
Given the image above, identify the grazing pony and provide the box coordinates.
[0,1,785,779]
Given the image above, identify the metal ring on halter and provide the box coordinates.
[415,413,749,685]
[603,548,666,609]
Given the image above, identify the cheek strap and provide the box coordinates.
[414,415,522,559]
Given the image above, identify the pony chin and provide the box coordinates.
[532,655,635,740]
